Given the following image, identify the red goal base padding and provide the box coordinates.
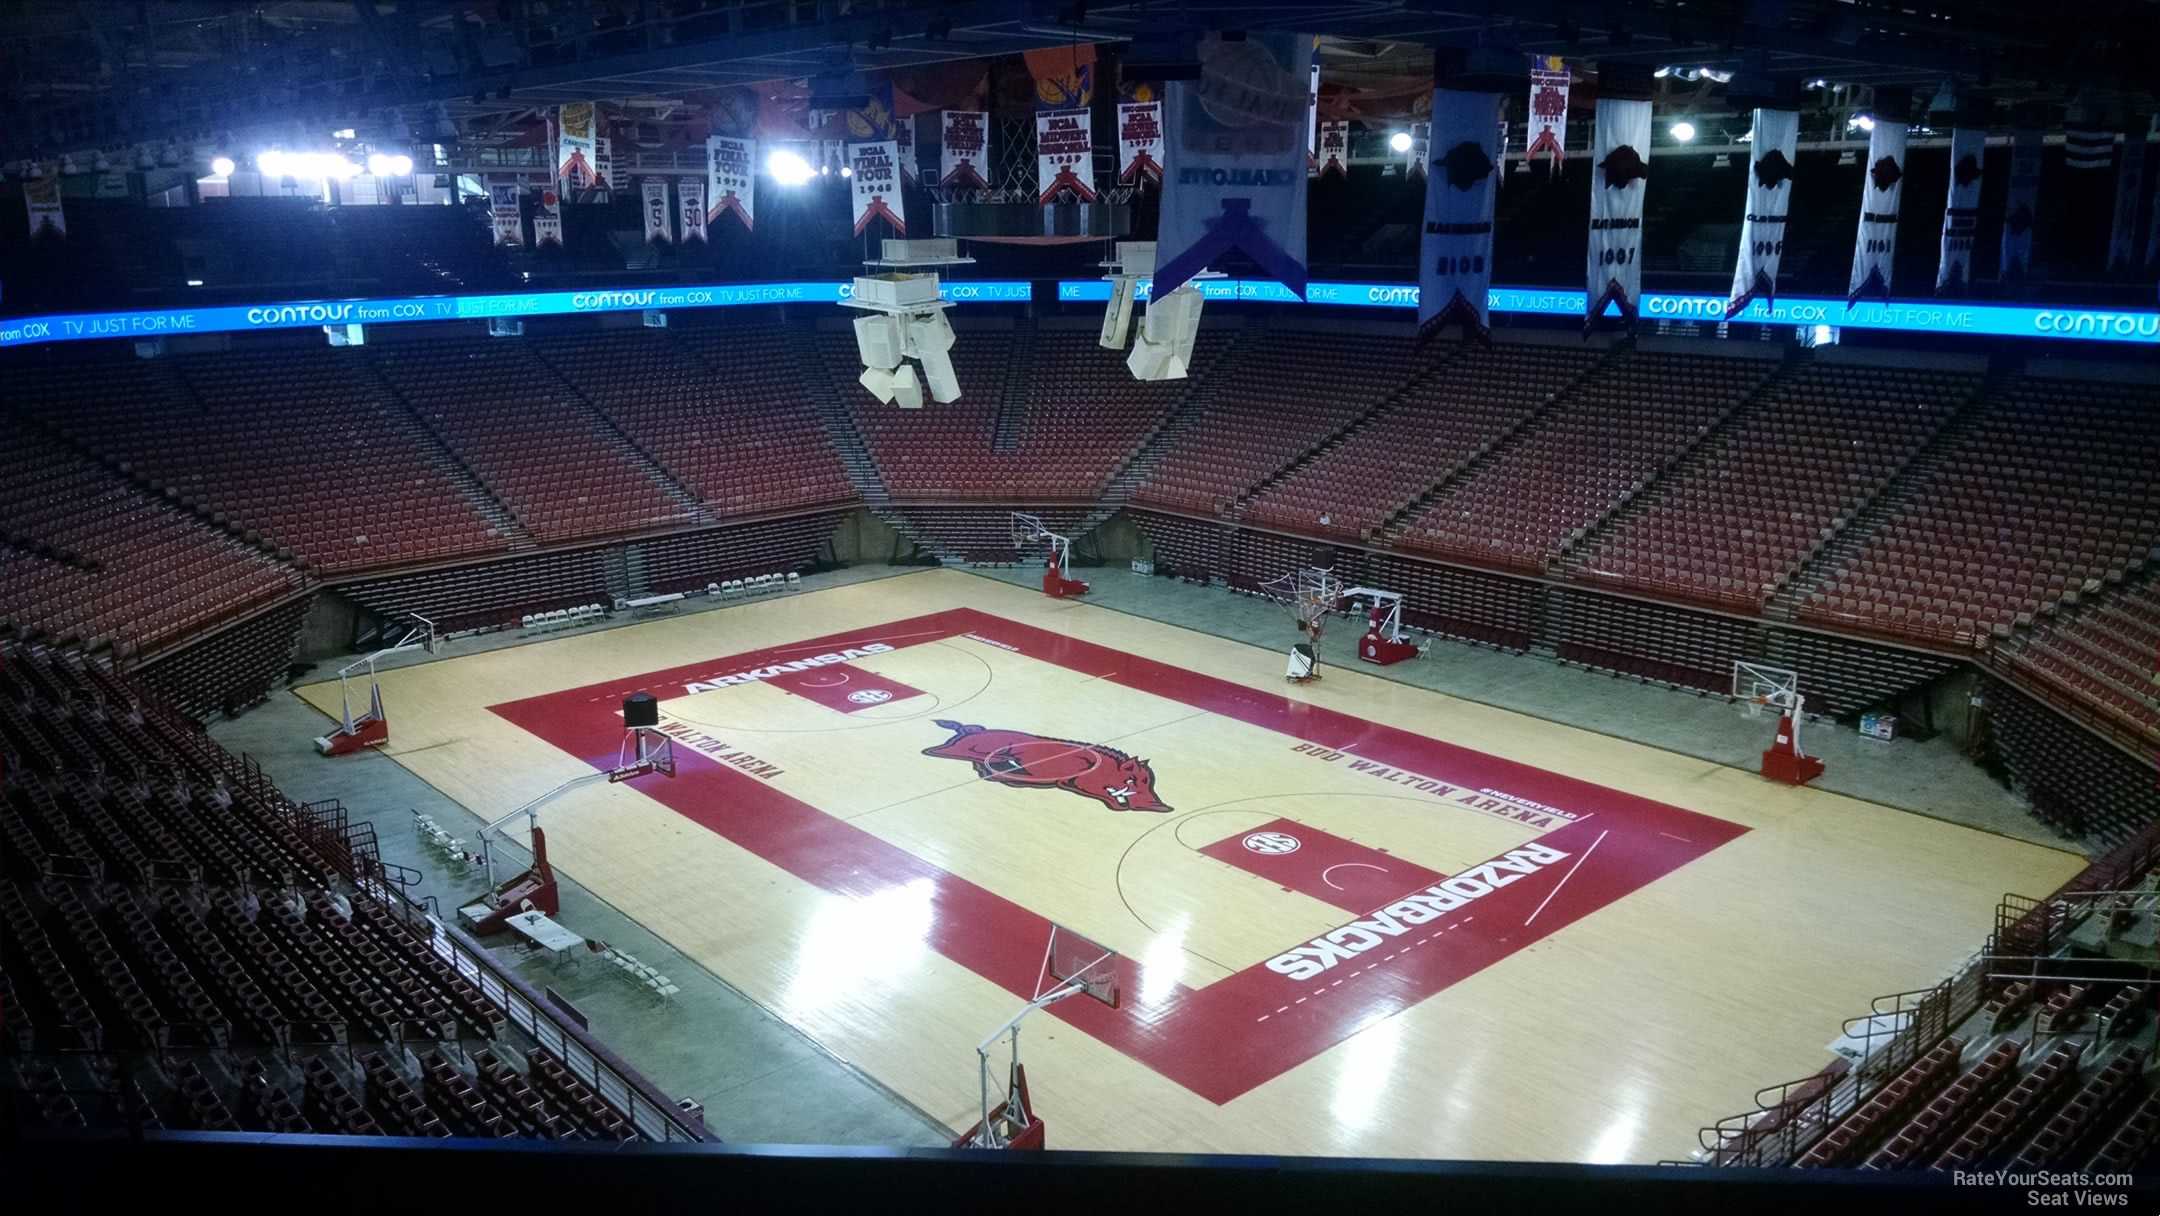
[954,1064,1048,1150]
[1358,632,1421,666]
[1759,714,1825,786]
[1041,568,1090,599]
[315,716,388,757]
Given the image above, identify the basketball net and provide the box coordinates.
[1260,568,1343,679]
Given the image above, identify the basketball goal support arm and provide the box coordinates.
[332,618,437,732]
[971,978,1089,1148]
[477,727,671,893]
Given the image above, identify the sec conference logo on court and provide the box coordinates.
[847,689,893,705]
[922,720,1171,813]
[1242,831,1301,855]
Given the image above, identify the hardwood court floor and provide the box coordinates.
[296,570,2084,1162]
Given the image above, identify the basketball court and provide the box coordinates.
[294,569,2084,1162]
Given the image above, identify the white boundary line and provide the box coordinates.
[1524,829,1608,927]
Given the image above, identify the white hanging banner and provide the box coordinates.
[1117,101,1164,185]
[940,110,990,189]
[1308,59,1321,162]
[2106,134,2147,273]
[557,102,599,187]
[2063,126,2113,171]
[1404,120,1431,179]
[1036,108,1096,203]
[1526,56,1570,164]
[533,187,563,248]
[1156,30,1312,298]
[1418,88,1503,340]
[24,176,65,239]
[708,136,755,231]
[487,176,523,247]
[1847,119,1908,306]
[1728,108,1798,317]
[2000,125,2043,291]
[678,176,707,244]
[642,177,673,244]
[896,114,919,184]
[1316,120,1349,177]
[849,141,907,235]
[1587,97,1650,329]
[1936,126,1987,292]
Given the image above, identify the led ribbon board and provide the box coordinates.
[0,280,1035,348]
[1055,280,2160,345]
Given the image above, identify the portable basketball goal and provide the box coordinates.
[1259,569,1422,681]
[315,614,437,756]
[955,924,1122,1151]
[1012,512,1089,599]
[462,695,677,935]
[1733,661,1826,786]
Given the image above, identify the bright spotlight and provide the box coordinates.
[840,165,854,177]
[1848,114,1876,132]
[389,154,413,176]
[1389,131,1413,153]
[327,157,362,179]
[1669,121,1697,142]
[256,150,287,175]
[210,156,235,177]
[367,153,394,176]
[767,148,814,186]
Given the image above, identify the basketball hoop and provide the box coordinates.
[1011,512,1089,599]
[956,924,1122,1150]
[1259,567,1345,683]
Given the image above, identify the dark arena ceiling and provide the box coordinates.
[2,1,2155,165]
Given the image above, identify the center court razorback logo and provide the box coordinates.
[923,721,1171,812]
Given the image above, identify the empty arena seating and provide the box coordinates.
[823,328,1025,499]
[1007,329,1228,498]
[0,643,663,1141]
[1130,510,1229,582]
[545,328,853,516]
[1134,330,1426,516]
[1241,342,1601,541]
[1799,377,2160,646]
[0,417,300,656]
[1571,364,1977,610]
[372,340,694,542]
[1983,678,2160,847]
[1395,351,1778,573]
[1999,572,2160,746]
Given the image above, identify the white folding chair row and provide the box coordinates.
[709,572,804,600]
[521,603,608,632]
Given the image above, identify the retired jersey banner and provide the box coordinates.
[1587,97,1651,329]
[1316,120,1349,177]
[1405,121,1431,179]
[642,177,673,244]
[1847,119,1908,306]
[1526,57,1570,164]
[677,176,707,245]
[849,141,906,235]
[940,110,990,189]
[1118,101,1164,185]
[2000,125,2043,291]
[532,187,563,248]
[24,176,64,239]
[1936,127,1987,292]
[488,176,523,247]
[558,102,599,187]
[1418,89,1503,340]
[708,136,754,230]
[1156,30,1312,299]
[2107,135,2148,273]
[1036,109,1096,203]
[1728,108,1798,318]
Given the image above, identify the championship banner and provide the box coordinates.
[593,137,620,198]
[2000,125,2043,291]
[1727,108,1797,317]
[1847,118,1908,307]
[1936,127,1987,292]
[2106,133,2147,273]
[24,176,64,239]
[487,176,523,247]
[1586,97,1650,329]
[1404,121,1431,179]
[1418,88,1503,341]
[1036,108,1096,203]
[897,114,919,185]
[678,176,707,245]
[940,110,989,189]
[557,102,599,187]
[1155,30,1313,299]
[1526,57,1570,164]
[533,187,563,248]
[1118,101,1164,185]
[642,177,673,244]
[849,141,906,235]
[708,136,755,230]
[1316,120,1349,177]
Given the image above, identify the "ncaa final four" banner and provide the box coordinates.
[707,136,754,231]
[1155,31,1313,299]
[849,141,907,235]
[1418,88,1503,340]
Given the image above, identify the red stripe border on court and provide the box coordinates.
[491,608,1747,1104]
